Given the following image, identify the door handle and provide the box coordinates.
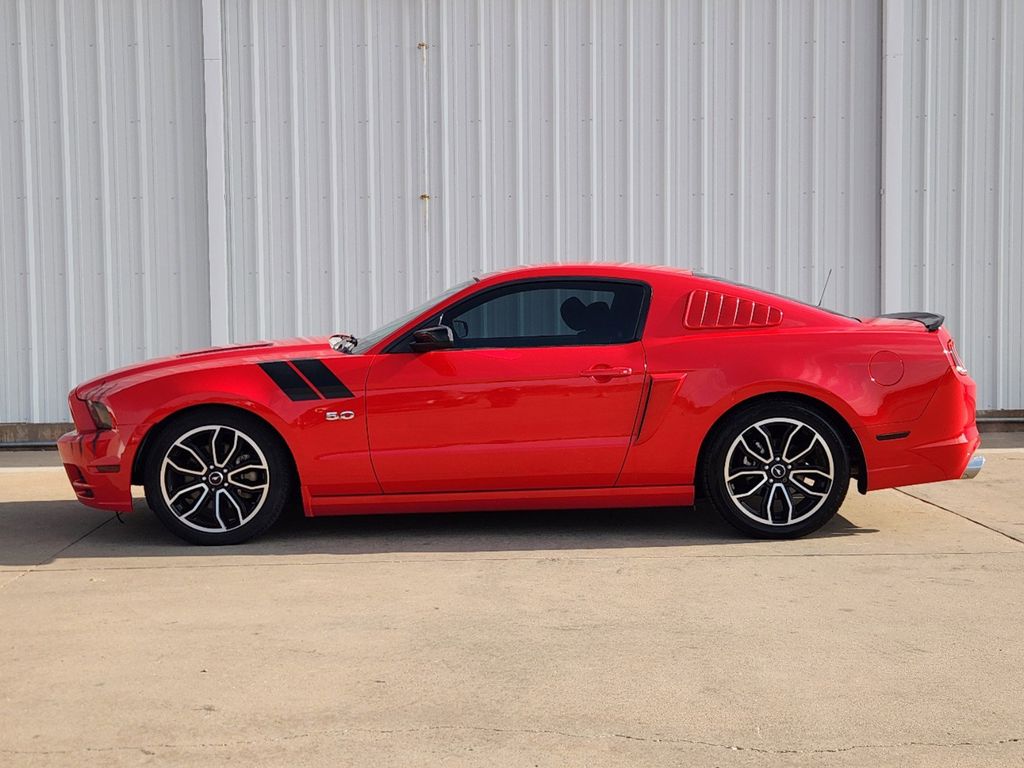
[580,366,633,380]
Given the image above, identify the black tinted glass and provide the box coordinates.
[443,280,646,348]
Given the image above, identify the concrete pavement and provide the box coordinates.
[1,445,1022,767]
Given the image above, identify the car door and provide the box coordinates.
[364,279,650,493]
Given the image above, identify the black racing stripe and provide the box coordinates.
[291,358,355,399]
[258,361,321,401]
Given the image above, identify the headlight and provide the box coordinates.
[86,400,115,430]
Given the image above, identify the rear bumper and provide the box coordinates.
[860,369,981,491]
[56,430,134,513]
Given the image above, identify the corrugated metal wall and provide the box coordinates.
[0,0,209,422]
[219,0,881,344]
[1,0,1021,424]
[883,0,1024,410]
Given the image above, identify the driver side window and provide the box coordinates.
[442,280,647,348]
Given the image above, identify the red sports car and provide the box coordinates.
[58,264,983,545]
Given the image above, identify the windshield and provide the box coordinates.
[348,280,474,353]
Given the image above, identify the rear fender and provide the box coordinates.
[617,372,864,487]
[619,328,950,488]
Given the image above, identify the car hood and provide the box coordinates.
[73,337,335,400]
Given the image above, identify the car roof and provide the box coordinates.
[477,262,694,283]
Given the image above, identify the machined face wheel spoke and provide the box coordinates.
[763,483,794,525]
[213,491,225,530]
[789,469,832,497]
[733,474,769,499]
[209,427,223,467]
[789,478,828,498]
[169,482,206,506]
[165,458,203,477]
[179,486,210,520]
[752,425,774,461]
[213,489,227,530]
[724,417,835,527]
[726,469,767,482]
[222,430,240,467]
[784,431,821,465]
[781,424,804,463]
[160,424,270,534]
[738,435,771,464]
[227,464,270,491]
[211,427,241,469]
[790,468,832,480]
[172,444,207,473]
[215,489,245,531]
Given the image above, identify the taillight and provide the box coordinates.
[947,339,968,375]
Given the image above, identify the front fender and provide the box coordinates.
[105,356,380,502]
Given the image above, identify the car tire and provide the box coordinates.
[143,408,294,545]
[703,401,850,539]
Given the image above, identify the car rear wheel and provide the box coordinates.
[143,409,293,545]
[703,402,850,539]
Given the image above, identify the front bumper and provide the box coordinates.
[57,429,134,513]
[960,454,985,479]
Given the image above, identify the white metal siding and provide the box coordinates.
[884,0,1024,410]
[1,0,1021,424]
[219,0,881,342]
[220,0,435,342]
[0,0,209,422]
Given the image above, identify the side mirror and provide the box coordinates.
[410,325,455,352]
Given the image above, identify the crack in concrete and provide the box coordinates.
[1,725,1020,757]
[896,489,1024,545]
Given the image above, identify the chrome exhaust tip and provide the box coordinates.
[960,454,985,480]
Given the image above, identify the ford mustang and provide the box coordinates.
[58,264,983,544]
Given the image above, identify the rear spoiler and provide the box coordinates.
[878,312,945,332]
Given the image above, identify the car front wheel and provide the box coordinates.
[703,403,850,539]
[143,409,293,545]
